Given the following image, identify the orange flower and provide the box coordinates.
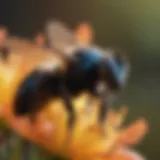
[0,55,148,160]
[0,100,148,160]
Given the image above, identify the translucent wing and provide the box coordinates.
[45,20,77,54]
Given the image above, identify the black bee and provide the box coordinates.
[13,47,129,129]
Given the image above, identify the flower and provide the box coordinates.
[0,96,148,160]
[0,101,148,160]
[0,54,148,160]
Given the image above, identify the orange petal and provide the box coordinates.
[95,148,145,160]
[118,119,148,147]
[1,105,56,151]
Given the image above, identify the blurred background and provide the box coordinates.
[0,0,160,159]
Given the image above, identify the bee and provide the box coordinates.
[64,48,130,122]
[13,47,130,129]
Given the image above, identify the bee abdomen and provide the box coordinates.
[14,69,62,116]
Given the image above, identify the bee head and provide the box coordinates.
[98,50,129,91]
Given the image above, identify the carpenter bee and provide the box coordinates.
[13,47,130,129]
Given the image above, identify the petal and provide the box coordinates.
[118,119,148,147]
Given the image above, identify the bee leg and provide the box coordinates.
[94,100,108,135]
[28,112,37,124]
[28,115,35,124]
[99,100,108,125]
[61,87,75,130]
[68,111,75,129]
[64,96,75,130]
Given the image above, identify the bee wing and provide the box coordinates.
[45,20,78,55]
